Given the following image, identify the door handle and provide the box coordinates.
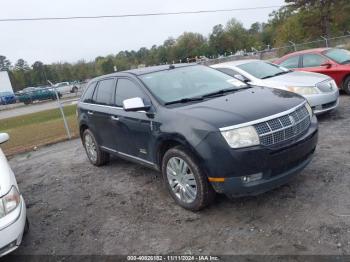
[111,116,119,121]
[87,111,94,115]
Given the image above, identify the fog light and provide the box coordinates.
[241,173,263,183]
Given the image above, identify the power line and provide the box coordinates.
[0,5,284,22]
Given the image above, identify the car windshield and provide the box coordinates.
[323,49,350,64]
[139,65,248,104]
[237,61,290,79]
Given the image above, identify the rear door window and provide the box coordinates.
[302,54,327,68]
[115,79,145,107]
[93,78,116,105]
[280,56,300,68]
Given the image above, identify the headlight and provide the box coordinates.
[305,102,313,118]
[0,186,21,219]
[221,126,260,148]
[286,86,320,95]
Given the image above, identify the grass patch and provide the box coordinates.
[0,105,79,156]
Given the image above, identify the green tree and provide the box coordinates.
[285,0,340,38]
[0,55,11,71]
[173,32,207,61]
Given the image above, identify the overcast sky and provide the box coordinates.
[0,0,284,65]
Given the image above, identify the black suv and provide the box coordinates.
[77,64,318,210]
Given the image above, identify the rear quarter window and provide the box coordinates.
[280,56,300,69]
[81,82,96,103]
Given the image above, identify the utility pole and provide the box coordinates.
[289,41,297,51]
[321,36,329,47]
[48,80,71,139]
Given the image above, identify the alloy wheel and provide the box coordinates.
[166,157,197,203]
[84,133,97,162]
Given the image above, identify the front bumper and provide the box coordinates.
[305,90,339,114]
[219,147,314,197]
[199,116,318,197]
[0,196,26,257]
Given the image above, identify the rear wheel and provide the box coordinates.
[343,76,350,95]
[162,146,215,211]
[83,129,109,166]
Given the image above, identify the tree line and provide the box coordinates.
[1,0,349,91]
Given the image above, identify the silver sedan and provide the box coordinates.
[211,59,339,114]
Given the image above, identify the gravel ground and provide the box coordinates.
[7,95,350,255]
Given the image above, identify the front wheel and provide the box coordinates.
[83,129,109,166]
[24,217,29,235]
[343,76,350,95]
[162,146,215,211]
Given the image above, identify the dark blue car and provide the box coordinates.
[0,92,16,105]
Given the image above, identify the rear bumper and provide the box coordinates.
[207,116,318,197]
[0,196,26,257]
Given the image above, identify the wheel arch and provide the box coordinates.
[155,134,205,172]
[342,73,350,89]
[79,123,89,139]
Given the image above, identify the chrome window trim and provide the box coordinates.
[79,102,123,110]
[219,101,307,132]
[79,101,149,113]
[100,146,155,166]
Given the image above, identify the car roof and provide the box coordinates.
[211,59,264,68]
[91,63,198,82]
[124,63,197,75]
[281,48,331,58]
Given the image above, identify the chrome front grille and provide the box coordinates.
[254,105,311,146]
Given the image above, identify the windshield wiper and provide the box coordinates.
[261,71,290,79]
[201,88,248,98]
[164,97,203,105]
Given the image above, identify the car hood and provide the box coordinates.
[261,71,330,87]
[0,149,17,196]
[175,86,305,129]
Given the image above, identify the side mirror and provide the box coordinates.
[0,133,9,144]
[123,97,151,112]
[234,74,249,83]
[321,62,332,69]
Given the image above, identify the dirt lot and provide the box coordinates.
[7,95,350,255]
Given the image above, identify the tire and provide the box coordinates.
[82,129,109,166]
[162,146,215,211]
[24,217,29,235]
[343,76,350,95]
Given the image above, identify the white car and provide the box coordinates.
[53,82,78,94]
[0,133,28,257]
[211,59,339,115]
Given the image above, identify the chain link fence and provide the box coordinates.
[203,34,350,65]
[256,34,350,61]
